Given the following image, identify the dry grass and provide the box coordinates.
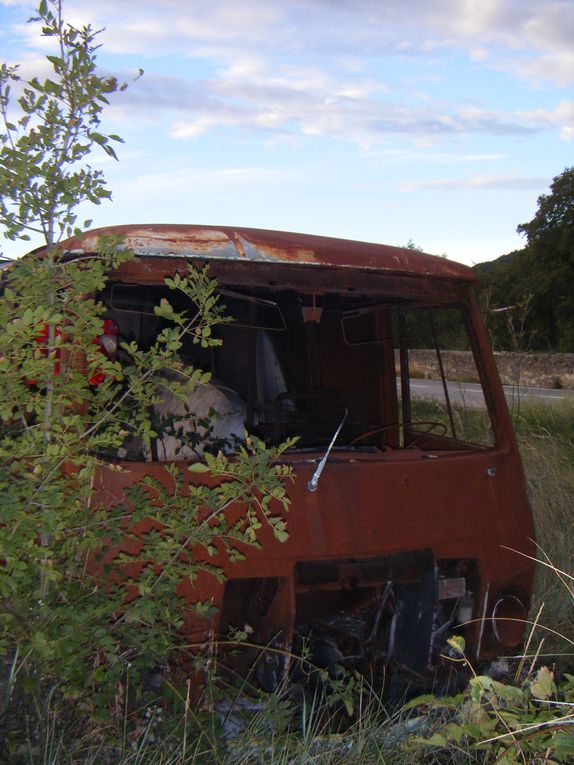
[514,400,574,658]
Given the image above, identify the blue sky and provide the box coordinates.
[1,0,573,265]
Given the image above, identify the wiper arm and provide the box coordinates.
[307,409,348,492]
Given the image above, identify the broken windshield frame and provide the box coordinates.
[109,283,286,331]
[102,278,496,459]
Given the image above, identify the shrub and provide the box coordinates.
[0,1,292,743]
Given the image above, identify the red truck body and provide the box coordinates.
[65,224,535,690]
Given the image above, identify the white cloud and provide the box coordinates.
[5,0,574,123]
[397,174,547,192]
[502,53,574,88]
[113,163,313,200]
[518,100,574,140]
[419,1,574,86]
[7,0,573,86]
[4,0,573,150]
[357,149,506,164]
[118,69,546,147]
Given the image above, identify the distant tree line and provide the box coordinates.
[473,167,574,353]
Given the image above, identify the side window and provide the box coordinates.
[399,307,495,448]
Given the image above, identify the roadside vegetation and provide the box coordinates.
[515,400,574,662]
[475,167,574,354]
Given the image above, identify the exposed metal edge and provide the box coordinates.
[476,584,490,659]
[110,250,464,280]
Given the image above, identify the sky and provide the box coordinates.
[0,0,573,266]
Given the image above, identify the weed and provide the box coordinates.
[512,396,574,443]
[552,375,564,390]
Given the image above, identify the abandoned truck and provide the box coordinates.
[66,224,534,691]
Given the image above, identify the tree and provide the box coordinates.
[516,167,574,351]
[0,0,291,736]
[473,168,574,351]
[405,239,424,252]
[474,251,534,351]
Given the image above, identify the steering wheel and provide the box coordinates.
[350,420,448,446]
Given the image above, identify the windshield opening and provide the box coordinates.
[102,282,495,459]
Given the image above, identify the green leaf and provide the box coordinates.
[46,55,63,69]
[447,634,466,657]
[102,143,118,160]
[89,131,108,146]
[273,528,289,543]
[530,667,556,700]
[417,733,448,747]
[342,693,354,717]
[188,462,209,473]
[551,731,574,755]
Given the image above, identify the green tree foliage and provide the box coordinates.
[517,167,574,351]
[0,0,123,246]
[474,251,534,351]
[0,0,292,729]
[476,167,574,351]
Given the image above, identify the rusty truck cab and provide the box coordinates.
[80,225,534,692]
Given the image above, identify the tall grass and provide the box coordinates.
[513,398,574,658]
[0,675,419,764]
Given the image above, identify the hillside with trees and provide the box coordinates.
[474,167,574,352]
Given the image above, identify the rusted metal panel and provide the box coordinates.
[55,224,477,283]
[92,439,535,666]
[103,258,471,305]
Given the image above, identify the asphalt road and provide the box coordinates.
[408,379,574,407]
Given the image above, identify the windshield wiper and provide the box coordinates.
[307,409,348,492]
